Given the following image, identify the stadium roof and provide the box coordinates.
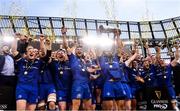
[0,0,180,21]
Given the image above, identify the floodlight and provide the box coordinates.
[82,35,99,46]
[82,35,114,48]
[99,37,114,47]
[3,36,14,43]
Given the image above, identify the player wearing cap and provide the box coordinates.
[155,46,179,110]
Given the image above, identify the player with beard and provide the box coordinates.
[155,46,179,110]
[155,59,178,110]
[37,36,56,111]
[138,45,158,110]
[99,50,138,110]
[61,27,97,111]
[50,48,72,111]
[141,58,156,85]
[98,30,138,110]
[11,35,45,111]
[49,27,72,111]
[115,30,138,110]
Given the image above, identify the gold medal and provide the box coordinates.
[24,71,28,75]
[164,76,166,79]
[60,71,63,75]
[109,65,112,68]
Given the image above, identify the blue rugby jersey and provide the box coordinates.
[155,64,173,87]
[16,58,42,86]
[68,53,90,84]
[39,50,54,84]
[113,54,130,83]
[126,67,143,89]
[99,55,125,81]
[140,65,156,88]
[50,60,72,90]
[39,61,54,84]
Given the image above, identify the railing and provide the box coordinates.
[0,15,180,60]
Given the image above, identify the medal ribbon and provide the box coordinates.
[58,61,64,75]
[24,61,35,74]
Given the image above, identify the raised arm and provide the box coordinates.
[11,34,19,57]
[17,33,29,54]
[41,38,52,62]
[144,42,152,57]
[61,27,68,49]
[45,38,52,51]
[39,34,46,55]
[125,48,138,67]
[155,46,161,60]
[171,44,179,67]
[61,26,76,55]
[114,29,124,57]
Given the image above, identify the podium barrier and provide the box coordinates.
[0,75,17,110]
[137,87,172,110]
[0,86,16,110]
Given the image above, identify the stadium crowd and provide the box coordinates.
[0,27,180,111]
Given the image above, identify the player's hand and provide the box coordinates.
[39,34,45,42]
[135,76,144,83]
[144,42,149,49]
[174,43,179,50]
[114,29,121,37]
[45,39,51,45]
[24,35,29,42]
[15,33,21,39]
[87,67,96,73]
[155,46,161,53]
[61,27,67,35]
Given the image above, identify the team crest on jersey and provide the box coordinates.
[77,94,81,98]
[123,90,126,95]
[18,95,22,98]
[32,66,38,69]
[64,66,71,70]
[52,89,56,93]
[59,97,62,100]
[34,61,39,64]
[106,92,111,96]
